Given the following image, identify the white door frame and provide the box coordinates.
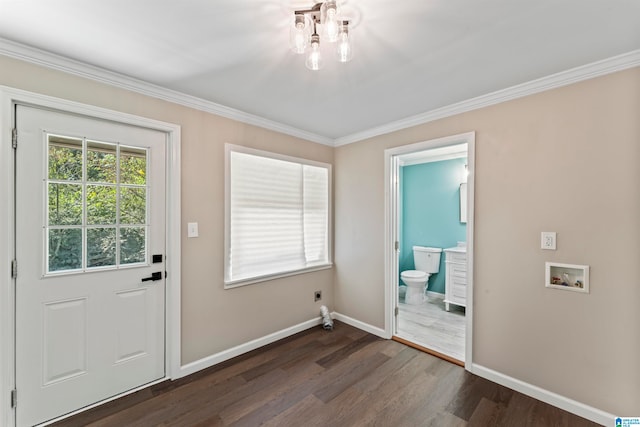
[384,131,475,370]
[0,86,182,426]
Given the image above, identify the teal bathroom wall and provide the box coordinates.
[400,157,467,294]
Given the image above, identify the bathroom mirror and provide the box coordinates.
[460,183,467,223]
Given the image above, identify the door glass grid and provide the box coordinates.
[46,134,149,274]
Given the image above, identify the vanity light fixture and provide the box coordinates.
[289,1,353,70]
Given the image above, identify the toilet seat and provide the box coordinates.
[401,270,427,280]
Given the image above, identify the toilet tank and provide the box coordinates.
[413,246,442,273]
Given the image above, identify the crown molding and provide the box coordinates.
[1,37,638,149]
[334,49,640,147]
[0,38,334,146]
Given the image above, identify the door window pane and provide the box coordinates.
[86,185,116,225]
[87,141,116,183]
[48,183,83,226]
[87,228,116,268]
[120,227,146,264]
[120,187,146,225]
[48,136,82,181]
[120,147,146,185]
[49,228,82,271]
[46,135,150,274]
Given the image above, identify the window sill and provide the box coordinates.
[224,263,333,289]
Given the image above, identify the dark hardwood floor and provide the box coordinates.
[50,321,601,427]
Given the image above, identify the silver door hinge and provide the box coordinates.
[10,389,16,408]
[11,259,17,279]
[11,128,17,149]
[394,241,399,251]
[394,306,399,316]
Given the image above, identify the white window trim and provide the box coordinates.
[224,143,332,289]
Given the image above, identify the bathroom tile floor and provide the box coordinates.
[397,294,466,362]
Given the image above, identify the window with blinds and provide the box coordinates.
[225,145,331,287]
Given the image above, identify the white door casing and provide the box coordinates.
[15,105,166,426]
[384,131,475,370]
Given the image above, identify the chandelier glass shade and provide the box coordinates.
[289,1,353,70]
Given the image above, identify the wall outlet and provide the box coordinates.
[314,290,322,302]
[541,232,556,250]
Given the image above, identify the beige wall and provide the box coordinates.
[334,67,640,415]
[0,55,334,365]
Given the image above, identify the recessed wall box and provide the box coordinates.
[545,262,589,293]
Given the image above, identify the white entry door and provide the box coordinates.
[15,105,166,426]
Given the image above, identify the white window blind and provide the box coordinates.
[226,147,330,286]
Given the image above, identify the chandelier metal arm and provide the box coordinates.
[294,3,322,24]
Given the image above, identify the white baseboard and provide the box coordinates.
[331,312,387,338]
[426,290,444,300]
[178,317,322,379]
[471,364,616,427]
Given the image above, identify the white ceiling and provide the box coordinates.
[0,0,638,143]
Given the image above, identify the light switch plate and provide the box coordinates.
[541,232,556,250]
[187,222,199,238]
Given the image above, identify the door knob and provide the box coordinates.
[141,272,162,282]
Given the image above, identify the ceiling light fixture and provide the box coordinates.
[289,1,353,70]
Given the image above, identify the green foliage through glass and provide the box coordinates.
[48,183,82,226]
[121,147,146,185]
[87,185,116,225]
[49,228,82,271]
[120,187,146,224]
[87,228,116,267]
[121,227,146,264]
[47,135,149,272]
[48,136,82,181]
[87,141,117,183]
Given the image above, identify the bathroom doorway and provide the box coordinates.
[384,132,475,369]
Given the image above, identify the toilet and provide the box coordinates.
[401,246,442,305]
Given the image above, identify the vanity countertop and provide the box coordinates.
[444,246,466,253]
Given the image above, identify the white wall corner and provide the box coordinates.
[178,317,323,379]
[331,312,390,339]
[470,363,617,427]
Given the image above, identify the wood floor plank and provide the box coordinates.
[218,357,324,424]
[260,394,325,427]
[447,370,513,421]
[351,346,419,393]
[151,368,287,427]
[238,338,325,381]
[358,370,440,426]
[467,396,504,427]
[315,333,380,368]
[313,351,390,403]
[51,321,603,427]
[318,348,438,426]
[305,386,365,427]
[231,351,391,425]
[229,337,391,426]
[402,409,468,427]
